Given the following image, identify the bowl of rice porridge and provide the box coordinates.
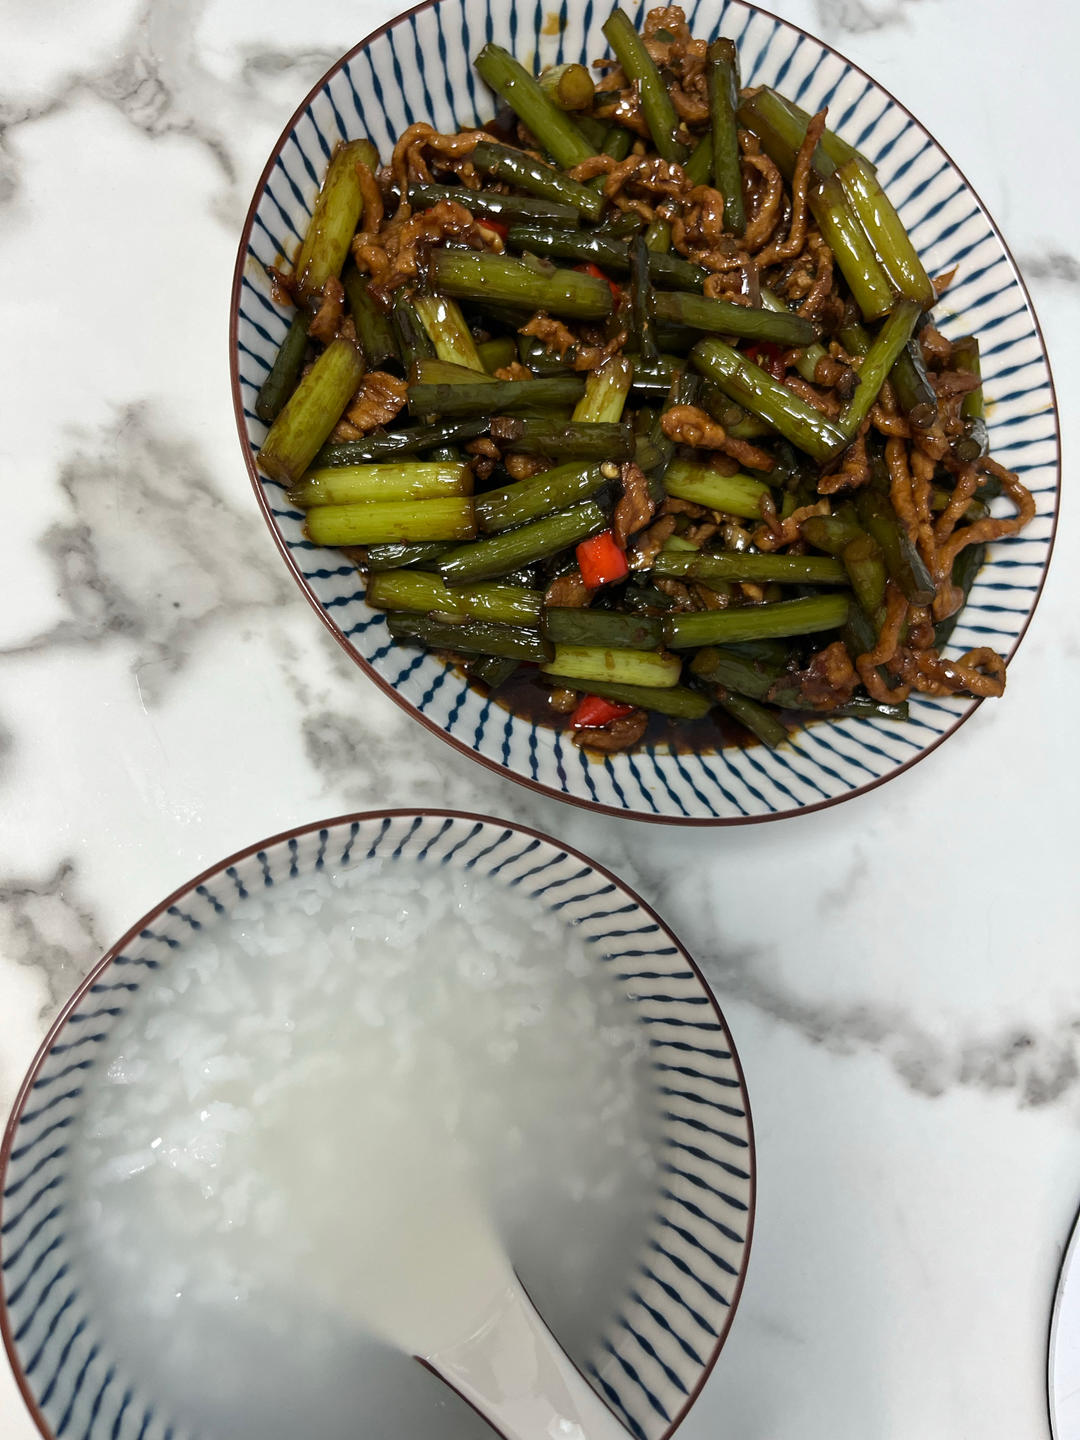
[1,811,754,1440]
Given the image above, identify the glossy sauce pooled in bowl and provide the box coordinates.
[63,860,660,1440]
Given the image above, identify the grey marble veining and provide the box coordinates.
[2,0,342,221]
[0,403,294,696]
[1,0,1078,1436]
[0,860,105,1020]
[712,944,1080,1107]
[1017,251,1080,287]
[813,0,926,35]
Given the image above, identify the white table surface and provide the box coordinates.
[1,1,1078,1436]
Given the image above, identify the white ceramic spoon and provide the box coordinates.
[422,1265,630,1440]
[282,1104,631,1440]
[358,1157,630,1440]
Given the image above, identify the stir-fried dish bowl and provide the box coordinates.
[0,812,753,1440]
[231,0,1058,823]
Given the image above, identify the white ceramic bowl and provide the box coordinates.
[1,811,754,1440]
[231,1,1058,822]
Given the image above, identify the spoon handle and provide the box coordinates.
[423,1279,630,1440]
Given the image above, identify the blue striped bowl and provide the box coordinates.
[230,0,1058,824]
[1,811,753,1440]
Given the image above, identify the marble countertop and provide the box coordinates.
[1,0,1077,1435]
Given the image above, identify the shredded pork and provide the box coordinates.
[270,3,1039,756]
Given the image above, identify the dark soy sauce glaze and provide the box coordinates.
[356,558,833,755]
[475,664,770,753]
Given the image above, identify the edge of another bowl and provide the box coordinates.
[0,808,756,1440]
[229,0,1060,826]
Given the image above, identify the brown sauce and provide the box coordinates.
[473,664,768,754]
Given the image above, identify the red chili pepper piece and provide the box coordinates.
[480,217,509,240]
[570,694,635,729]
[573,262,622,302]
[576,529,629,588]
[744,341,787,381]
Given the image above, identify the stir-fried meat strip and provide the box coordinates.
[614,462,656,548]
[389,124,499,215]
[630,515,677,568]
[813,351,852,389]
[694,581,730,609]
[661,405,728,449]
[660,496,708,518]
[640,6,708,125]
[684,519,719,547]
[343,372,408,434]
[547,687,580,714]
[604,92,653,141]
[755,110,826,268]
[307,274,345,345]
[885,437,933,558]
[643,6,693,45]
[592,58,629,94]
[519,314,629,370]
[702,256,759,303]
[267,265,296,306]
[356,162,384,234]
[755,496,829,551]
[670,85,708,123]
[919,325,953,364]
[654,577,698,608]
[608,156,689,211]
[519,312,578,358]
[797,235,835,318]
[504,453,549,480]
[352,199,495,298]
[786,375,842,418]
[545,570,592,607]
[931,457,1035,618]
[739,141,784,252]
[933,462,979,542]
[493,361,534,381]
[465,436,499,482]
[569,154,622,183]
[905,605,936,651]
[870,404,910,438]
[911,647,1006,698]
[933,369,981,398]
[660,405,775,471]
[856,582,911,703]
[685,186,727,249]
[787,640,859,710]
[573,709,649,752]
[819,429,871,494]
